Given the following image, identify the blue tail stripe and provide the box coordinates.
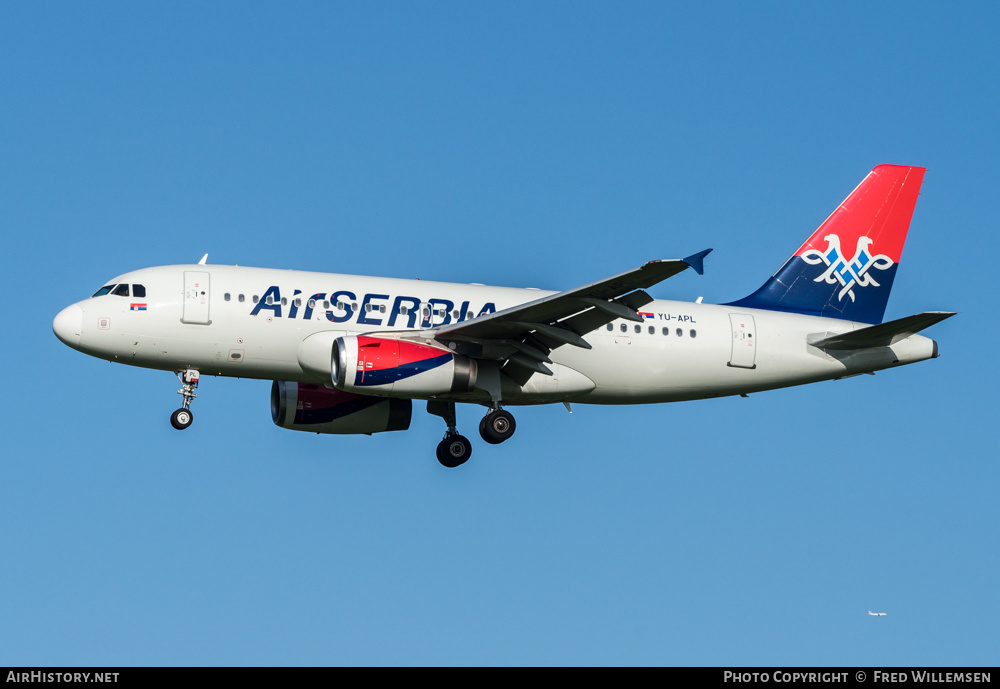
[726,258,898,324]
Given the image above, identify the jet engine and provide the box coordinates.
[332,335,477,397]
[270,381,411,434]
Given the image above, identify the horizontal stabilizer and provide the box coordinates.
[809,311,956,350]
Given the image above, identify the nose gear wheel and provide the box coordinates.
[170,369,200,431]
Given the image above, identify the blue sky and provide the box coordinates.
[1,2,996,666]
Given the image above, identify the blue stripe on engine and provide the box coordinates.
[354,352,453,387]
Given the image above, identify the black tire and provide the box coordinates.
[170,408,194,430]
[436,434,472,468]
[478,415,497,444]
[480,409,516,444]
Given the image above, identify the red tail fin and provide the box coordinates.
[727,165,925,324]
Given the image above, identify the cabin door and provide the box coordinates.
[182,271,211,325]
[728,314,756,369]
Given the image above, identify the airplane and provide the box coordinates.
[868,611,887,616]
[52,164,953,468]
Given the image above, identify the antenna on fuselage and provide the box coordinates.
[198,254,208,265]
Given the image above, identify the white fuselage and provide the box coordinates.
[54,263,939,407]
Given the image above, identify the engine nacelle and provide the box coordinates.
[271,381,411,434]
[332,335,477,397]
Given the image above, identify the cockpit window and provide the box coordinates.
[112,284,130,297]
[132,284,146,298]
[92,285,115,297]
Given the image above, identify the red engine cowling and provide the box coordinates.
[271,381,411,434]
[332,335,477,397]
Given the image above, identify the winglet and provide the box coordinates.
[198,253,208,265]
[682,248,712,275]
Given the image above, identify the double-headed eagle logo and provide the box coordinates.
[801,234,893,302]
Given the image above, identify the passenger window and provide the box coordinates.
[308,299,315,308]
[634,324,641,334]
[266,295,273,305]
[294,298,301,307]
[452,310,459,319]
[648,326,655,335]
[662,327,669,335]
[606,323,613,331]
[239,294,245,303]
[92,285,115,297]
[365,303,372,312]
[253,295,259,303]
[281,297,287,306]
[112,284,129,297]
[676,328,683,337]
[132,284,146,298]
[224,293,231,301]
[690,329,697,338]
[401,306,409,315]
[620,323,627,332]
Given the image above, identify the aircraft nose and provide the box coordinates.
[53,304,83,348]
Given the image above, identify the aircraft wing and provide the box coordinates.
[433,249,711,382]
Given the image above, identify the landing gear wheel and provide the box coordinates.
[172,369,199,431]
[480,409,516,445]
[436,434,472,468]
[170,408,194,430]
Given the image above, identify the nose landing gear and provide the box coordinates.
[170,407,193,430]
[170,369,199,430]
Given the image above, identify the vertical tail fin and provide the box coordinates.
[726,165,926,324]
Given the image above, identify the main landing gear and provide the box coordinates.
[479,408,516,445]
[427,400,471,468]
[170,369,199,430]
[437,434,473,469]
[427,401,517,468]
